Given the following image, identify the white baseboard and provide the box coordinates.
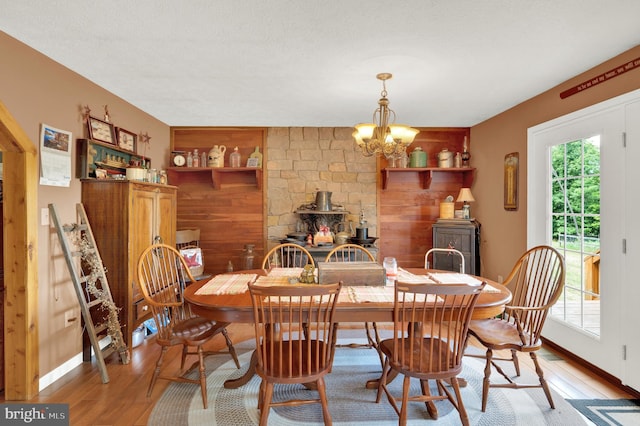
[39,336,111,392]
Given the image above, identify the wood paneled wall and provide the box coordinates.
[171,126,471,273]
[378,128,472,268]
[170,127,266,274]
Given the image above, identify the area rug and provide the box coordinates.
[567,399,640,426]
[149,338,588,425]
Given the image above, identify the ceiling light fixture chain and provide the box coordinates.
[352,73,419,159]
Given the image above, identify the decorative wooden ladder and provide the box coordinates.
[49,203,130,383]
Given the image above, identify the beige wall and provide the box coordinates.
[0,32,170,376]
[472,45,640,281]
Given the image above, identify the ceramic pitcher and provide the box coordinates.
[208,145,227,167]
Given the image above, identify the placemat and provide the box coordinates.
[194,273,258,295]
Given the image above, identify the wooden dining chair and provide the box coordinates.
[248,281,342,426]
[261,242,315,269]
[424,247,466,273]
[467,245,565,412]
[176,228,205,278]
[376,281,486,426]
[136,243,240,408]
[324,243,381,353]
[324,243,375,262]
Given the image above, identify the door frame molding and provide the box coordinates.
[0,100,40,399]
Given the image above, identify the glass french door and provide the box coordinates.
[528,100,628,384]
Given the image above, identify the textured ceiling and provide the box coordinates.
[2,1,639,127]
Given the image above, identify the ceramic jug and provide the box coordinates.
[208,145,227,168]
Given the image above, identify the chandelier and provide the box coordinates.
[352,73,419,158]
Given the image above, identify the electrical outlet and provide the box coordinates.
[64,309,77,328]
[41,208,50,226]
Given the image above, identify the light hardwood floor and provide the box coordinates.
[2,323,638,425]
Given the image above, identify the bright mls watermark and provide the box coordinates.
[0,404,68,425]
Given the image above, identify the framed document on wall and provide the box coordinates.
[504,152,518,211]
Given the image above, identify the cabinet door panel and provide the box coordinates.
[131,188,155,301]
[156,191,177,247]
[434,230,472,252]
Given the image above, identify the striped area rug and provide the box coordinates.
[149,338,588,425]
[568,399,640,426]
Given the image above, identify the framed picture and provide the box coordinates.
[504,152,518,211]
[116,127,137,152]
[246,157,259,167]
[87,116,115,145]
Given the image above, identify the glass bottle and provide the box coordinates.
[193,149,200,167]
[399,151,408,168]
[461,136,471,167]
[241,244,255,270]
[383,257,398,286]
[201,150,208,167]
[226,260,234,272]
[230,146,241,168]
[186,151,193,167]
[249,146,263,168]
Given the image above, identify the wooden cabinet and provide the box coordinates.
[81,180,177,349]
[432,219,481,275]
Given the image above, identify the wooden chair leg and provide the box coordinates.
[530,352,555,409]
[511,349,521,376]
[400,375,411,426]
[147,346,168,397]
[481,348,493,412]
[181,345,188,370]
[376,359,390,403]
[450,377,470,426]
[221,327,241,368]
[316,376,332,426]
[197,346,208,409]
[259,382,274,426]
[420,379,438,419]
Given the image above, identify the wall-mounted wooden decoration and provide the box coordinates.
[504,152,518,211]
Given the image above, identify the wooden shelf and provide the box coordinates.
[77,138,149,178]
[381,167,475,189]
[167,166,262,189]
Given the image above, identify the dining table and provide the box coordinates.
[183,267,512,389]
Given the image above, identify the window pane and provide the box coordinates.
[584,175,600,215]
[551,144,565,179]
[549,136,601,337]
[552,180,565,214]
[565,140,583,178]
